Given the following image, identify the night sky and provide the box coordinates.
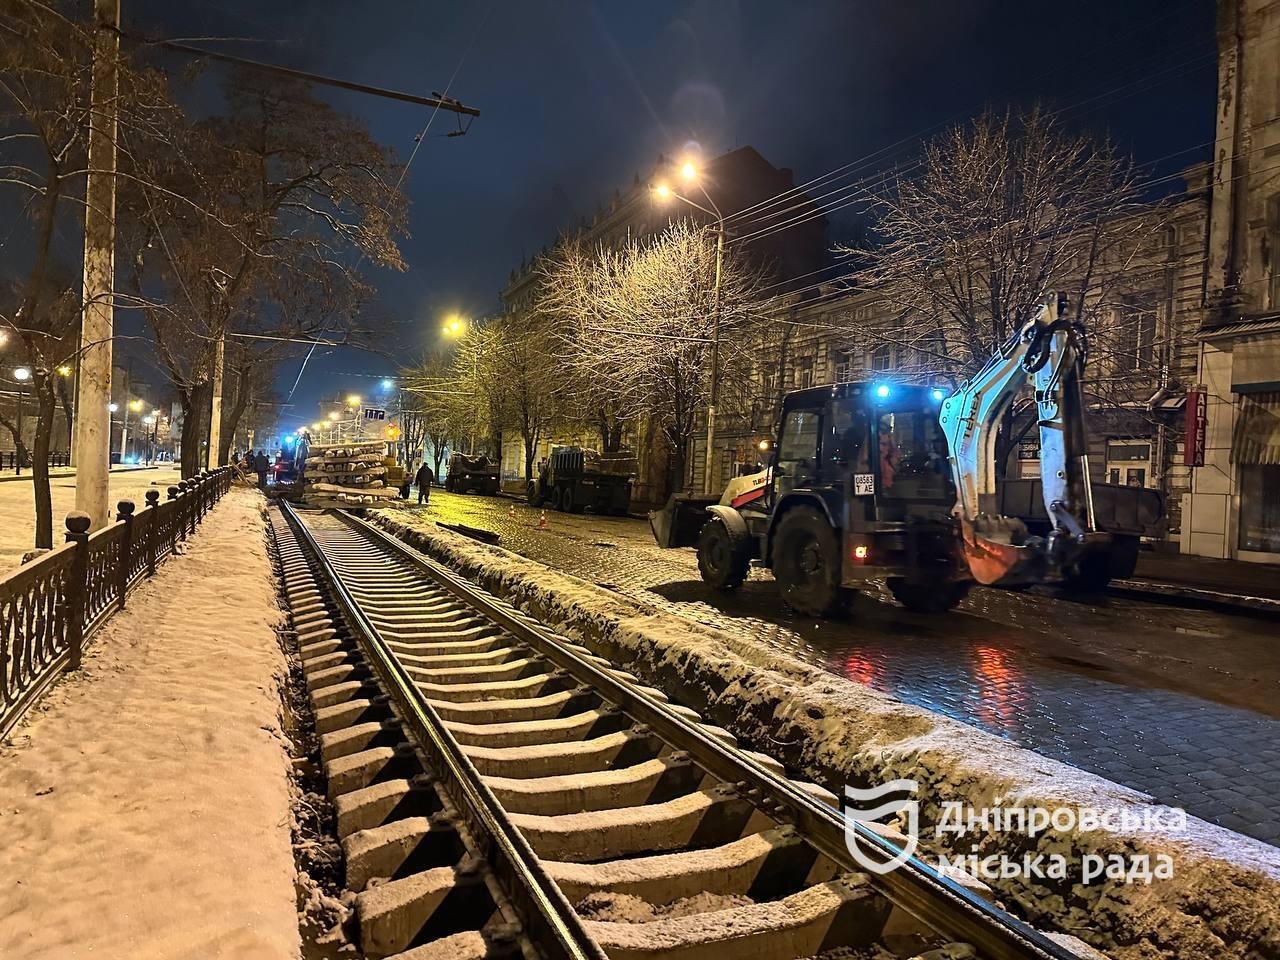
[127,0,1216,432]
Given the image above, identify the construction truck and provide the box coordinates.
[444,452,501,495]
[649,292,1157,615]
[527,446,635,515]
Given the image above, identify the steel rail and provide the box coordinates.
[279,500,607,960]
[335,507,1081,960]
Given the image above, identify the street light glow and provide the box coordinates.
[56,365,72,377]
[327,411,340,422]
[679,160,698,181]
[13,366,30,381]
[129,399,143,412]
[652,182,672,201]
[346,394,361,407]
[442,314,466,337]
[108,402,118,412]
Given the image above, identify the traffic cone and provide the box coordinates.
[508,503,516,519]
[537,510,547,529]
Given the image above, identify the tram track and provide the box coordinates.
[270,500,1087,960]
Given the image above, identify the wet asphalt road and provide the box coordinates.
[393,489,1280,847]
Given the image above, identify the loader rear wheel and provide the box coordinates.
[697,517,750,591]
[1061,550,1112,593]
[889,578,971,613]
[773,507,846,617]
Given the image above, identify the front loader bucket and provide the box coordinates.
[648,493,718,549]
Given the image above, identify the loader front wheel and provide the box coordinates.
[773,507,846,617]
[697,516,750,591]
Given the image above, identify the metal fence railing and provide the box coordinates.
[0,451,73,472]
[0,466,234,738]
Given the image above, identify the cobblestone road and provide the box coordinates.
[392,491,1280,847]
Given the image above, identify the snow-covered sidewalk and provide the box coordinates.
[0,466,182,573]
[0,487,298,959]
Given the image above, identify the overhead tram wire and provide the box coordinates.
[717,29,1218,236]
[283,5,493,403]
[733,27,1234,245]
[715,0,1206,234]
[716,26,1230,248]
[725,42,1226,250]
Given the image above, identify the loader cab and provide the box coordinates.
[769,382,954,524]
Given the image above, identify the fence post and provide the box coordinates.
[167,485,181,552]
[200,470,211,521]
[189,476,202,534]
[145,489,160,576]
[115,500,135,608]
[64,512,91,672]
[176,480,190,539]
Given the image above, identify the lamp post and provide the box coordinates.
[653,159,725,495]
[123,397,142,461]
[441,314,480,454]
[12,366,30,475]
[346,394,362,441]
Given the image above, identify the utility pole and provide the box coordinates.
[72,0,120,530]
[702,224,725,495]
[207,332,225,468]
[118,365,130,459]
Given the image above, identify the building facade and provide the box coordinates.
[1182,0,1280,561]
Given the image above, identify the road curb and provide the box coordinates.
[1110,578,1280,618]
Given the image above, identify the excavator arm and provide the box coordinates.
[939,293,1101,586]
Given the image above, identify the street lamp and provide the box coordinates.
[652,159,726,494]
[442,314,484,453]
[11,367,30,474]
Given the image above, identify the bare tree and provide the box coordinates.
[841,105,1170,465]
[0,0,174,547]
[544,221,767,494]
[402,352,465,479]
[119,69,406,478]
[485,313,564,481]
[537,239,633,452]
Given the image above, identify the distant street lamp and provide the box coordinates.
[653,158,726,494]
[442,314,484,454]
[12,366,30,475]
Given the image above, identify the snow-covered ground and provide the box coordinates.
[0,486,298,959]
[0,466,182,572]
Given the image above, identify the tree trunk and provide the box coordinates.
[218,367,250,467]
[179,381,210,479]
[30,377,56,549]
[56,378,74,451]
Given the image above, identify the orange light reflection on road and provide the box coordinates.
[971,644,1020,733]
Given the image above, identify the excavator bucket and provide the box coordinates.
[959,517,1047,586]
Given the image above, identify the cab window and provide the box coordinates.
[776,409,820,497]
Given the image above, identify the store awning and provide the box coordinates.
[1232,392,1280,465]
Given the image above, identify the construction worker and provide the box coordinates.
[414,461,434,505]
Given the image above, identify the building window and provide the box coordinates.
[1239,465,1280,553]
[797,357,814,388]
[871,345,892,372]
[1105,439,1152,487]
[1118,293,1159,371]
[833,350,855,383]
